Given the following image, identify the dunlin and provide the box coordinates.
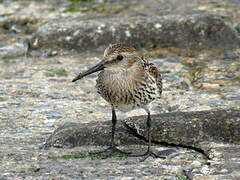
[72,44,162,160]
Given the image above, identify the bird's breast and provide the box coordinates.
[96,70,158,111]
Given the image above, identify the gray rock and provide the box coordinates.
[125,109,240,151]
[182,167,194,180]
[30,14,240,55]
[43,121,144,149]
[43,109,240,179]
[0,41,28,59]
[156,149,177,157]
[44,108,240,150]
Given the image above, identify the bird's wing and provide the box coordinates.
[148,63,162,96]
[139,56,162,96]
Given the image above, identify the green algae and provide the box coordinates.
[48,152,128,160]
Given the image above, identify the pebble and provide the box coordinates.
[43,119,56,127]
[157,149,177,157]
[0,41,28,59]
[123,161,137,165]
[183,167,194,180]
[164,177,178,180]
[118,177,134,180]
[191,160,202,168]
[200,165,210,174]
[48,92,62,99]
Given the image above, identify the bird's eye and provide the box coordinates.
[116,55,124,61]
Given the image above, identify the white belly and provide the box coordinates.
[115,104,137,112]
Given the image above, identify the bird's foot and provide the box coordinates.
[129,150,166,162]
[89,146,131,156]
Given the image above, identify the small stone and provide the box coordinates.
[124,161,136,165]
[154,23,162,29]
[118,177,134,180]
[48,92,61,99]
[194,83,220,89]
[191,160,202,168]
[200,165,210,174]
[98,103,108,107]
[0,42,28,59]
[164,177,178,180]
[157,149,177,157]
[183,167,194,180]
[51,51,58,56]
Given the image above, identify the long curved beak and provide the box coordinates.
[72,60,105,82]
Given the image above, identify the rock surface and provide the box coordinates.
[125,109,240,147]
[30,14,240,54]
[1,0,240,179]
[44,109,240,149]
[42,109,240,179]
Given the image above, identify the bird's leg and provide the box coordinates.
[147,112,152,152]
[129,111,165,161]
[111,106,117,148]
[89,106,130,155]
[141,112,163,161]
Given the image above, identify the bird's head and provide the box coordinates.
[72,44,139,82]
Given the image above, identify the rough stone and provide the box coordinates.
[44,108,240,150]
[43,109,240,178]
[0,41,29,59]
[30,14,240,54]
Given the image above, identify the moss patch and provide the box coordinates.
[54,69,68,76]
[175,174,187,180]
[2,54,25,62]
[0,97,6,101]
[45,69,68,77]
[65,0,93,12]
[230,76,240,83]
[235,25,240,33]
[49,152,128,160]
[82,4,128,13]
[65,0,129,13]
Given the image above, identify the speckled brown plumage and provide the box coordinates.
[72,43,163,160]
[96,44,162,112]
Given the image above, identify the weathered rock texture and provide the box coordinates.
[125,108,240,147]
[43,108,240,178]
[44,108,240,152]
[30,14,240,54]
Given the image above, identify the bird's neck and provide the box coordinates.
[100,63,144,90]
